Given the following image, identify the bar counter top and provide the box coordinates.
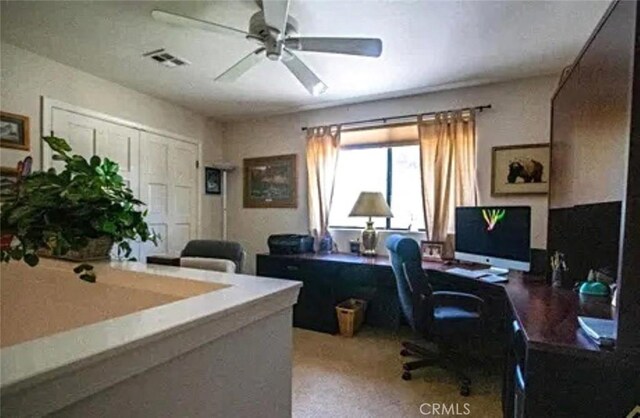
[1,259,301,394]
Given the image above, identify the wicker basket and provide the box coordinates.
[38,236,113,262]
[335,298,367,337]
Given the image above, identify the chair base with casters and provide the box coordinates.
[399,339,477,396]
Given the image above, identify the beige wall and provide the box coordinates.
[201,118,225,240]
[222,75,558,273]
[0,40,558,268]
[0,42,224,239]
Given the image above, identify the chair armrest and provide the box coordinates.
[431,291,484,313]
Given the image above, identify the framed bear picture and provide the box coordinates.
[491,143,550,196]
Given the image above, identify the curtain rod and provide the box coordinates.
[300,104,491,132]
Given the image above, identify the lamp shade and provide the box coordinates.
[349,192,393,218]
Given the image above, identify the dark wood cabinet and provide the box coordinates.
[257,253,510,337]
[257,253,402,333]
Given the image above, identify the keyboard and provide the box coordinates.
[445,267,488,279]
[479,274,509,284]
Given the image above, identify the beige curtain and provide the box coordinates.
[306,126,341,245]
[419,110,478,241]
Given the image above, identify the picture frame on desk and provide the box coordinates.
[421,240,444,262]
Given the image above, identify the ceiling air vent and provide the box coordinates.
[142,48,190,68]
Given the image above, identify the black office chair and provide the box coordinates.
[385,235,485,396]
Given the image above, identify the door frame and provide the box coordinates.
[41,96,203,239]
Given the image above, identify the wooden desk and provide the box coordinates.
[257,252,613,351]
[257,252,637,417]
[502,278,613,353]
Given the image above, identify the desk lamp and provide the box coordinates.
[349,192,393,256]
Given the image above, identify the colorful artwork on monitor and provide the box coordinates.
[482,209,506,231]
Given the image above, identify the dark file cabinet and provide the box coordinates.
[256,253,402,333]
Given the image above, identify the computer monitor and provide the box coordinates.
[455,206,531,272]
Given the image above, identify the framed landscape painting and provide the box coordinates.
[243,154,297,208]
[491,143,550,196]
[0,111,30,151]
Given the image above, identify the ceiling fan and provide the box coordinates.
[151,0,383,96]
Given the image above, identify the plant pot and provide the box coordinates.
[38,236,113,262]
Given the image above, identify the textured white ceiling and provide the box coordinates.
[0,0,610,120]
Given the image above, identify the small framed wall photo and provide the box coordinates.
[491,143,550,196]
[243,154,297,208]
[421,240,445,262]
[205,167,221,195]
[0,111,30,151]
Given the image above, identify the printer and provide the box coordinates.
[268,234,314,255]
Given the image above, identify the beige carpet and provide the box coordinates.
[292,327,502,418]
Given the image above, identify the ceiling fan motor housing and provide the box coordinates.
[249,11,299,38]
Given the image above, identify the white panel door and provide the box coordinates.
[95,122,140,199]
[49,109,141,259]
[140,132,198,260]
[49,109,95,172]
[140,132,171,259]
[170,141,198,255]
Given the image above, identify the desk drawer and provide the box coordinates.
[256,255,304,279]
[257,255,340,333]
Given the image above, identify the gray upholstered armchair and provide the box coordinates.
[180,240,246,274]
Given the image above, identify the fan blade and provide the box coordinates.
[151,9,248,38]
[285,37,382,57]
[215,49,265,82]
[261,0,290,37]
[282,50,327,96]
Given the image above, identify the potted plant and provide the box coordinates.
[0,136,158,282]
[0,158,30,250]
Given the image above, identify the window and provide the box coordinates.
[389,145,424,230]
[329,144,425,230]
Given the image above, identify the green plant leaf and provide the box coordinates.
[44,136,72,154]
[73,263,94,274]
[10,248,24,260]
[101,221,116,234]
[79,272,96,283]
